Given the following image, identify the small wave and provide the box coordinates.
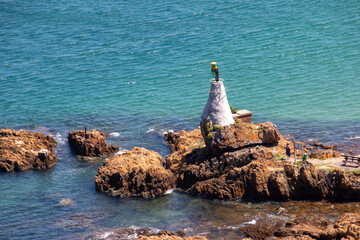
[115,150,127,155]
[345,136,360,140]
[243,219,256,225]
[146,128,154,133]
[164,189,173,195]
[147,128,174,136]
[99,231,115,239]
[53,132,66,145]
[109,132,120,137]
[161,129,174,135]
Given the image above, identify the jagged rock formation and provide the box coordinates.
[187,161,360,201]
[95,147,175,198]
[0,128,56,172]
[165,128,205,175]
[165,125,360,201]
[68,129,119,157]
[201,80,234,127]
[200,120,281,154]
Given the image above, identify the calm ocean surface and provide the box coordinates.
[1,0,360,239]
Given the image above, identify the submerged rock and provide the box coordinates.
[95,147,175,198]
[58,198,76,207]
[90,228,207,240]
[137,230,208,240]
[0,128,56,172]
[68,129,119,157]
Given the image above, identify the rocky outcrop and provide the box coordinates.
[200,120,281,154]
[0,128,56,172]
[186,160,360,201]
[164,125,357,201]
[307,140,340,159]
[309,149,340,159]
[68,130,119,157]
[240,223,275,240]
[95,147,175,198]
[274,213,360,239]
[165,128,205,175]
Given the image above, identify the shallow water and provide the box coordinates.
[1,0,360,239]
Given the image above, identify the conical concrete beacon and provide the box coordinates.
[201,76,235,127]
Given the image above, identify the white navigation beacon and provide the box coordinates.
[201,68,235,127]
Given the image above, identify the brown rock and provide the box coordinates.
[332,213,360,239]
[186,160,360,201]
[95,147,175,198]
[0,128,56,172]
[164,128,359,202]
[165,128,205,175]
[68,129,119,157]
[200,120,281,154]
[274,216,328,238]
[274,213,360,239]
[241,223,275,240]
[309,149,340,159]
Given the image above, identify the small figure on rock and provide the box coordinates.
[286,143,291,160]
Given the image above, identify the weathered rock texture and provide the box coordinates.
[165,126,360,201]
[0,128,56,172]
[274,213,360,239]
[200,120,281,154]
[165,128,205,175]
[68,130,118,157]
[95,147,175,198]
[187,160,360,201]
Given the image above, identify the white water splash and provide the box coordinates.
[161,129,174,135]
[115,150,127,155]
[164,189,173,195]
[146,128,154,133]
[243,219,256,225]
[99,231,115,239]
[109,132,120,137]
[53,132,66,145]
[345,136,360,140]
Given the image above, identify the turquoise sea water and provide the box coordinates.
[1,0,360,239]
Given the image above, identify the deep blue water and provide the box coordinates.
[1,0,360,239]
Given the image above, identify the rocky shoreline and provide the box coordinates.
[1,121,359,239]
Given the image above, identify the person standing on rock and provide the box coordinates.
[286,143,291,160]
